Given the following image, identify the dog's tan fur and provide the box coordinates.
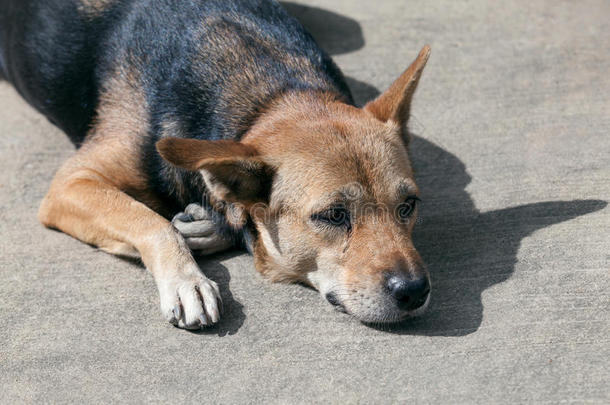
[38,66,152,255]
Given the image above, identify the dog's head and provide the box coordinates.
[158,46,431,323]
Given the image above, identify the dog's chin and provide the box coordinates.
[334,293,431,325]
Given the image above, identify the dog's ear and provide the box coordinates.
[364,45,430,138]
[156,138,274,226]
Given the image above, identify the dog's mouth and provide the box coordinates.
[324,290,431,323]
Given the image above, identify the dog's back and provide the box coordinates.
[1,0,352,208]
[0,0,351,138]
[0,0,125,140]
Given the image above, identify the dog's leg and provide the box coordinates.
[38,158,222,329]
[172,203,233,255]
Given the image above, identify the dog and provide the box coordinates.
[0,0,431,329]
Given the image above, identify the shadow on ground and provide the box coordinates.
[281,1,379,106]
[281,1,363,55]
[386,137,607,336]
[283,2,608,336]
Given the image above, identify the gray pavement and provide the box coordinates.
[1,0,609,403]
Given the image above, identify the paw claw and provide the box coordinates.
[173,304,182,321]
[199,314,209,327]
[218,296,224,315]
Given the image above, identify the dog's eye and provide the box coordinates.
[312,206,351,229]
[396,196,420,221]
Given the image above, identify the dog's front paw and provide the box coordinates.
[172,203,233,255]
[157,262,222,329]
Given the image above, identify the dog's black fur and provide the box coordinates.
[0,0,353,214]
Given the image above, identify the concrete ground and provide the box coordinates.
[1,0,609,403]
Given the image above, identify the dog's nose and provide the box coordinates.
[386,274,430,310]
